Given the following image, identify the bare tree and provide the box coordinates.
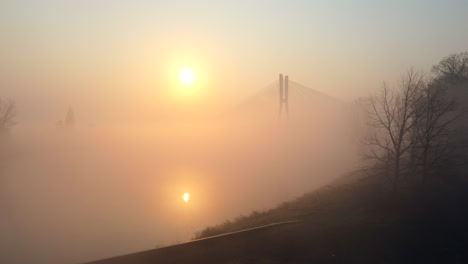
[431,51,468,176]
[432,52,468,85]
[412,79,458,184]
[365,70,425,193]
[0,98,16,135]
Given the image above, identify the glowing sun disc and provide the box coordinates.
[183,192,190,203]
[179,68,196,85]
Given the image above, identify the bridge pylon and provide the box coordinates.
[279,74,289,118]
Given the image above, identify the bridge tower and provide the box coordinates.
[279,74,289,118]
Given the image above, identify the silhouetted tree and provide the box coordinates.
[432,52,468,85]
[431,52,468,177]
[411,79,458,184]
[0,98,16,135]
[365,70,425,193]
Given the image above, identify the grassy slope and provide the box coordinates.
[195,173,468,263]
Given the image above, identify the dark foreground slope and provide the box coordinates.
[87,175,468,264]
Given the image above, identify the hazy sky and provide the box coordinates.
[1,0,467,125]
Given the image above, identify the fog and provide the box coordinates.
[2,1,468,263]
[0,91,359,263]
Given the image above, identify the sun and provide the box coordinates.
[183,192,190,203]
[178,68,196,85]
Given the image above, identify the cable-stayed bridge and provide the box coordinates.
[225,74,345,122]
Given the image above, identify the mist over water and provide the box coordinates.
[0,99,358,263]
